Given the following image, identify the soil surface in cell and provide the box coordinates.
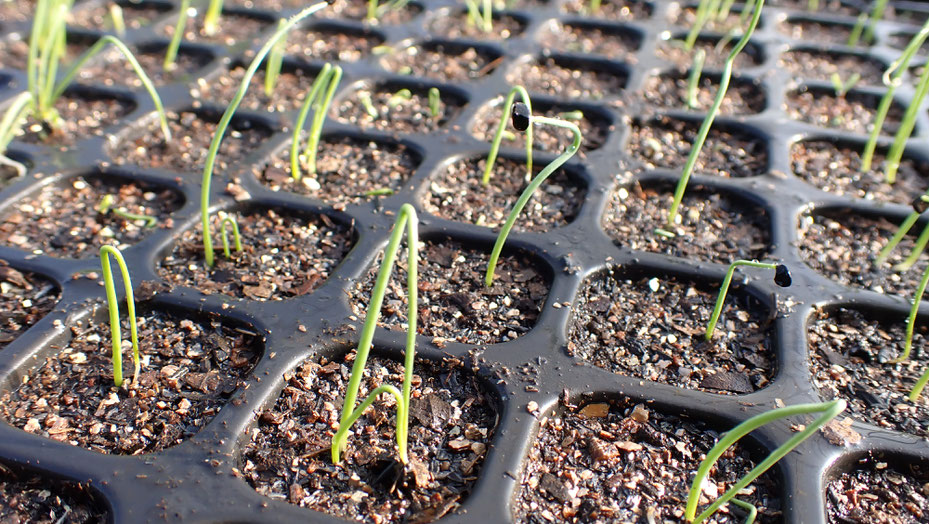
[826,458,929,523]
[627,117,767,177]
[642,73,765,115]
[561,0,652,20]
[69,1,168,31]
[0,175,182,259]
[334,86,463,134]
[656,38,762,69]
[427,10,525,40]
[602,182,771,264]
[193,65,319,112]
[808,308,929,439]
[350,239,549,345]
[785,90,902,136]
[0,311,260,454]
[569,271,776,394]
[539,22,640,59]
[163,13,270,46]
[423,157,585,231]
[242,354,497,523]
[790,140,929,204]
[797,212,929,297]
[671,4,759,30]
[779,20,857,45]
[284,27,381,62]
[516,398,782,522]
[316,0,422,22]
[18,94,132,147]
[76,45,212,88]
[381,45,498,81]
[0,262,59,351]
[778,50,885,86]
[471,100,609,153]
[506,59,626,101]
[256,137,419,207]
[158,208,352,301]
[0,462,105,523]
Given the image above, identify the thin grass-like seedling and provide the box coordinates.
[847,13,867,46]
[684,399,846,523]
[850,0,888,46]
[359,91,378,118]
[366,0,412,22]
[0,92,32,177]
[883,56,929,184]
[485,102,581,287]
[483,85,533,185]
[332,203,418,465]
[200,2,330,267]
[667,0,763,227]
[829,72,860,97]
[705,260,791,341]
[387,88,412,108]
[687,49,706,109]
[108,3,126,37]
[876,195,929,265]
[290,63,342,181]
[685,0,723,50]
[97,194,158,228]
[203,0,223,36]
[428,87,441,118]
[218,212,242,259]
[100,245,141,388]
[464,0,493,32]
[264,19,288,96]
[163,0,191,70]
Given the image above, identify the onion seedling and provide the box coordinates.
[666,0,763,227]
[685,0,723,50]
[108,3,126,37]
[875,195,929,266]
[218,212,242,259]
[163,0,191,71]
[464,0,493,33]
[483,85,533,185]
[202,0,223,36]
[96,194,158,228]
[0,92,32,177]
[366,0,412,22]
[264,19,288,96]
[100,245,141,387]
[332,203,418,465]
[485,102,581,287]
[199,2,330,267]
[359,91,379,118]
[684,399,846,523]
[847,0,889,47]
[829,72,860,98]
[686,49,706,109]
[882,57,929,184]
[705,260,791,341]
[387,88,412,108]
[290,63,342,181]
[428,87,441,118]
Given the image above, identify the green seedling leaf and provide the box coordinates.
[291,62,342,181]
[428,87,441,118]
[687,49,707,109]
[100,245,141,387]
[387,88,412,108]
[705,260,790,341]
[264,19,288,97]
[164,0,191,70]
[203,0,223,36]
[108,3,126,37]
[96,194,158,228]
[483,85,533,185]
[219,212,242,259]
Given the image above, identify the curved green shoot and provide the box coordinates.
[910,367,929,400]
[685,0,722,50]
[219,213,242,259]
[290,63,342,181]
[200,2,330,267]
[686,49,706,109]
[387,88,411,108]
[359,91,379,118]
[108,3,126,37]
[97,194,158,228]
[164,0,191,70]
[876,196,929,265]
[897,262,929,365]
[667,0,763,227]
[428,87,441,118]
[264,19,288,97]
[464,0,493,32]
[203,0,223,36]
[0,92,34,177]
[684,399,846,523]
[883,56,929,184]
[705,260,791,341]
[332,203,418,465]
[893,219,929,271]
[485,107,581,287]
[729,498,757,524]
[483,85,533,186]
[100,245,141,388]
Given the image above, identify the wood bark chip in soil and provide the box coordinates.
[109,110,272,175]
[560,0,653,21]
[505,58,627,101]
[826,457,929,524]
[193,64,321,113]
[471,99,610,153]
[426,10,525,40]
[797,211,929,297]
[67,1,170,32]
[655,37,762,70]
[0,461,105,524]
[777,19,860,46]
[349,239,549,345]
[158,208,352,301]
[0,310,261,454]
[0,175,182,259]
[334,86,463,134]
[515,398,782,523]
[568,271,776,394]
[255,136,419,207]
[380,44,500,82]
[283,26,382,63]
[0,261,59,350]
[422,156,585,231]
[17,93,132,147]
[778,50,886,86]
[602,182,771,264]
[627,117,768,178]
[785,89,903,136]
[790,140,929,204]
[241,354,497,523]
[162,13,271,47]
[641,72,765,115]
[808,307,929,440]
[538,21,641,60]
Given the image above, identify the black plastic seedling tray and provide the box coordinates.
[2,0,929,522]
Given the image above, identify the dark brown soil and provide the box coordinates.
[192,65,319,113]
[569,270,776,394]
[381,45,500,81]
[18,94,132,147]
[655,38,762,70]
[0,261,59,350]
[505,58,627,101]
[790,140,929,204]
[670,4,761,31]
[284,27,382,63]
[0,175,182,259]
[0,462,105,523]
[162,12,271,47]
[602,182,771,264]
[516,397,782,523]
[561,0,653,20]
[0,0,35,23]
[0,310,261,454]
[797,212,929,296]
[242,353,497,523]
[778,50,885,86]
[109,110,272,176]
[68,1,170,31]
[785,89,902,136]
[641,72,766,115]
[427,10,525,40]
[255,136,419,208]
[627,117,768,178]
[349,238,549,345]
[827,457,929,523]
[157,208,352,301]
[422,157,585,231]
[808,308,929,439]
[778,20,859,45]
[471,100,609,153]
[333,86,463,134]
[538,21,640,60]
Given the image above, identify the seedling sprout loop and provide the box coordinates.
[290,63,342,181]
[218,213,242,259]
[96,194,158,228]
[100,245,141,388]
[483,86,533,186]
[705,260,791,341]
